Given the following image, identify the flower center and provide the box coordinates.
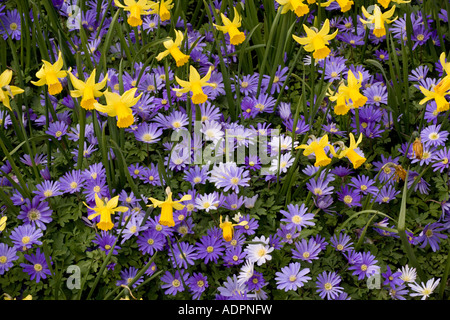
[142,133,153,142]
[197,280,205,287]
[0,256,7,264]
[206,246,214,253]
[43,190,53,197]
[428,132,439,140]
[93,186,101,193]
[105,245,111,250]
[336,244,344,251]
[10,23,18,31]
[203,202,210,209]
[22,236,30,244]
[147,238,154,245]
[27,208,41,221]
[289,275,297,282]
[70,182,78,189]
[344,195,353,204]
[324,282,333,290]
[230,177,240,185]
[303,252,310,259]
[361,264,368,271]
[34,263,43,272]
[172,279,181,288]
[291,215,302,224]
[257,248,267,257]
[360,185,367,191]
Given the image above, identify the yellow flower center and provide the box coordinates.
[324,282,333,290]
[70,182,78,189]
[22,236,30,244]
[241,81,248,88]
[303,252,310,258]
[292,215,302,224]
[230,177,240,185]
[93,186,101,193]
[361,264,368,271]
[0,256,7,264]
[257,248,267,257]
[197,280,205,287]
[203,202,210,209]
[43,190,53,197]
[147,238,154,245]
[360,185,367,191]
[142,133,153,142]
[289,275,297,282]
[206,246,214,253]
[343,195,353,204]
[336,244,344,251]
[10,23,18,31]
[34,264,43,272]
[105,245,111,250]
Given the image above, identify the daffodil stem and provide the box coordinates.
[86,215,132,300]
[76,107,86,170]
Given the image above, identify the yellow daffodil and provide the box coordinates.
[275,0,309,17]
[377,0,410,9]
[419,80,450,113]
[114,0,155,27]
[84,193,129,231]
[94,88,142,128]
[321,0,353,12]
[360,5,397,38]
[148,187,192,227]
[219,215,248,242]
[418,52,450,113]
[68,69,108,110]
[296,134,336,167]
[0,216,6,232]
[31,51,67,95]
[334,133,366,169]
[329,70,367,115]
[156,29,190,67]
[213,7,245,46]
[292,19,338,60]
[0,69,24,110]
[150,0,173,22]
[173,66,214,104]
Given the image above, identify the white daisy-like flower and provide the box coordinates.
[269,134,298,155]
[237,260,254,285]
[201,120,224,143]
[244,235,274,266]
[409,278,440,300]
[194,193,219,212]
[270,152,294,174]
[397,264,417,283]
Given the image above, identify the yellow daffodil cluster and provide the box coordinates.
[328,70,368,115]
[419,52,450,113]
[114,0,173,27]
[296,133,366,169]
